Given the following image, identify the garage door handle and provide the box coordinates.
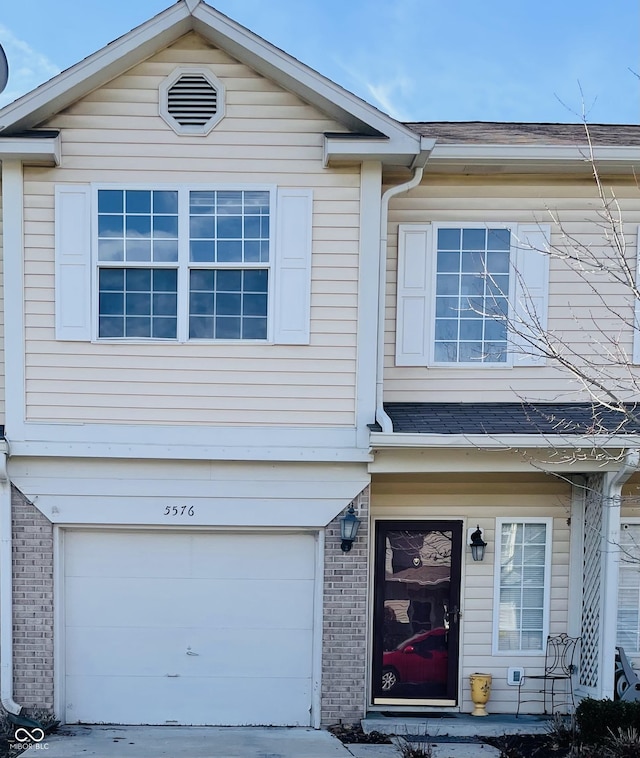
[166,674,180,677]
[186,650,199,656]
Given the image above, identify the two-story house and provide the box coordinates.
[0,0,639,729]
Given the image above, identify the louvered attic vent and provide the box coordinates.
[159,68,225,135]
[168,75,216,125]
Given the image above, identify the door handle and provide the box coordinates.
[444,604,460,627]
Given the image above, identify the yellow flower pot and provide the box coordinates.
[469,673,492,716]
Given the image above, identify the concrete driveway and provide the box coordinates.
[29,725,352,757]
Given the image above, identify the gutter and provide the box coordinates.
[428,143,640,165]
[375,138,435,432]
[0,445,21,715]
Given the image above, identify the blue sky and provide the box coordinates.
[0,0,638,123]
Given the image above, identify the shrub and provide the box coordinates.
[576,698,640,745]
[603,726,640,758]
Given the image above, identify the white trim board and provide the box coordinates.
[8,423,371,461]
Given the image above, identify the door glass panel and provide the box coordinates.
[373,522,462,703]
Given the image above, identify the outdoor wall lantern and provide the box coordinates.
[469,525,487,561]
[340,505,361,552]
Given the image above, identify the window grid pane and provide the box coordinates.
[189,190,270,264]
[98,190,178,263]
[618,524,640,652]
[498,521,547,652]
[434,227,510,363]
[189,269,268,340]
[98,268,177,339]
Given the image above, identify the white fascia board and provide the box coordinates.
[370,432,640,449]
[0,5,192,134]
[10,441,373,463]
[0,135,60,165]
[9,423,373,462]
[191,4,418,141]
[429,143,640,166]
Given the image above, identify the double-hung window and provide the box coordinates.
[434,226,510,363]
[55,184,312,345]
[97,188,270,341]
[493,518,552,654]
[395,222,550,367]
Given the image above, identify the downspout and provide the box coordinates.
[375,138,435,432]
[599,448,640,699]
[0,446,21,715]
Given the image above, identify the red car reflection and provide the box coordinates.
[381,627,448,693]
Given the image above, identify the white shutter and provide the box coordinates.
[395,224,432,366]
[273,188,312,345]
[55,185,92,341]
[512,223,550,366]
[633,225,640,364]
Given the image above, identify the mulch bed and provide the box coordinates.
[329,723,576,757]
[328,723,393,744]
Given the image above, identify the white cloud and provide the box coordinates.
[333,56,414,121]
[0,25,60,108]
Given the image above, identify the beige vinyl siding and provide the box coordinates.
[0,177,4,424]
[386,174,640,403]
[22,34,359,427]
[372,472,571,714]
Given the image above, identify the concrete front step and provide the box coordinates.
[362,713,552,738]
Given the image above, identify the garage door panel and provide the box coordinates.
[190,533,316,580]
[66,674,311,726]
[170,628,313,678]
[65,532,193,578]
[64,530,316,726]
[66,626,312,679]
[184,578,316,628]
[65,626,190,677]
[65,577,196,628]
[66,576,315,630]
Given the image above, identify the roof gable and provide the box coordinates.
[0,0,419,157]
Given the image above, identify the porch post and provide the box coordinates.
[599,451,639,700]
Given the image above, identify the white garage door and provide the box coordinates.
[63,530,317,725]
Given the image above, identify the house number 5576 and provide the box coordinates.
[163,506,195,517]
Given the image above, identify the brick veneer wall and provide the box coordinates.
[12,485,54,712]
[321,486,369,726]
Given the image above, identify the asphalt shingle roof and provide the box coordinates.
[403,122,640,146]
[378,403,640,436]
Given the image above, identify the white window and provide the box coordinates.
[493,518,552,654]
[618,522,640,652]
[395,222,550,367]
[55,185,312,345]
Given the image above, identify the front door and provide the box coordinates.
[372,520,462,705]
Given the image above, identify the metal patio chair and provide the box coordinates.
[616,646,640,702]
[516,633,580,716]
